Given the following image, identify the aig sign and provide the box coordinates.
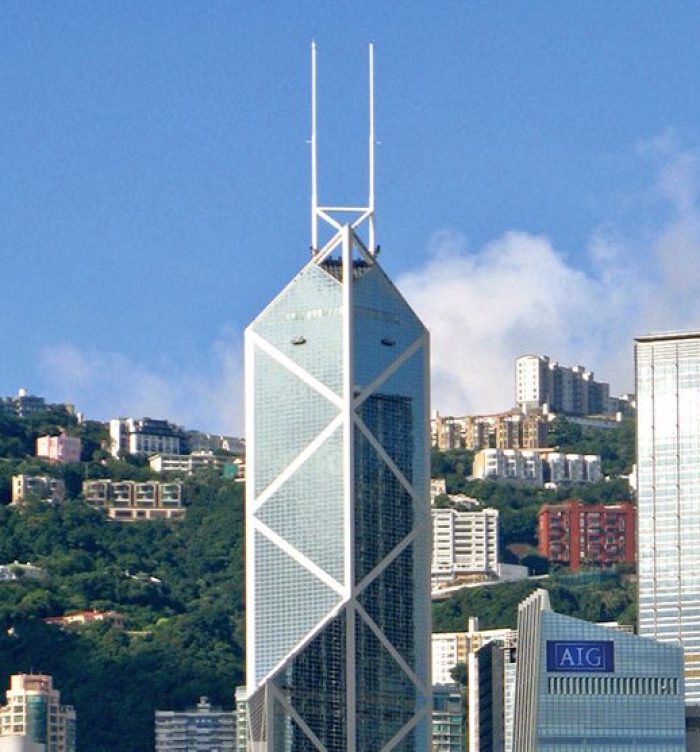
[546,640,614,673]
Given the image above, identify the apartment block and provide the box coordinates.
[35,435,81,465]
[472,449,544,485]
[109,417,184,458]
[11,476,65,505]
[432,508,499,588]
[184,431,245,456]
[155,697,235,752]
[538,500,635,571]
[82,480,185,522]
[149,451,243,479]
[546,452,602,484]
[431,411,549,452]
[0,675,75,752]
[515,354,615,416]
[432,684,465,752]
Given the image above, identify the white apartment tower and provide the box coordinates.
[242,45,431,750]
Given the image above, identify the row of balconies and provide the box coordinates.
[83,480,183,508]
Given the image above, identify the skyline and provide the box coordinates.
[4,3,700,433]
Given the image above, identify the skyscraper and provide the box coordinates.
[636,331,700,703]
[241,45,431,751]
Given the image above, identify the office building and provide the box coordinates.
[538,500,635,571]
[82,480,185,521]
[513,589,685,751]
[0,675,75,752]
[109,417,184,458]
[35,435,81,465]
[515,355,613,416]
[431,508,499,588]
[155,696,235,752]
[242,46,431,751]
[636,331,700,705]
[474,635,518,752]
[431,684,464,752]
[0,738,44,752]
[11,476,65,505]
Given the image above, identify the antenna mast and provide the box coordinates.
[310,43,377,264]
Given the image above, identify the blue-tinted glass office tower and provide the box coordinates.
[242,46,431,752]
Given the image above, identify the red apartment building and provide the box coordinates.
[538,499,635,571]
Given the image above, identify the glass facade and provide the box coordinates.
[636,333,700,703]
[245,244,431,750]
[514,590,686,752]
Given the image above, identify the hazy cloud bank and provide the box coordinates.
[41,330,244,434]
[398,135,700,415]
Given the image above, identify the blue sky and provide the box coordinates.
[3,2,700,432]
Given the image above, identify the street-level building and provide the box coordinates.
[513,589,685,751]
[155,697,235,752]
[431,684,464,752]
[0,675,75,752]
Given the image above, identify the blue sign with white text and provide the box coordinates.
[546,640,614,673]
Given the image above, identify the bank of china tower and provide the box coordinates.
[243,45,431,752]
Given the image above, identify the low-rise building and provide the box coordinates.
[11,476,65,505]
[82,480,185,522]
[0,562,47,582]
[546,452,602,484]
[44,610,124,629]
[472,448,601,487]
[109,417,184,458]
[0,674,75,752]
[155,696,235,752]
[149,451,242,477]
[185,431,245,456]
[432,508,499,588]
[538,500,636,571]
[35,434,81,465]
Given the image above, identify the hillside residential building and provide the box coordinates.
[109,417,184,458]
[35,435,81,465]
[0,675,75,752]
[538,500,635,571]
[155,697,235,752]
[184,431,245,456]
[472,449,544,485]
[44,610,124,629]
[82,480,185,522]
[515,354,614,416]
[431,411,549,451]
[432,508,499,588]
[432,684,465,752]
[0,563,46,582]
[512,589,685,751]
[472,448,601,487]
[11,476,65,505]
[149,450,243,479]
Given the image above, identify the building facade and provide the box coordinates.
[515,355,613,416]
[0,675,75,752]
[472,449,544,485]
[431,685,464,752]
[431,508,499,588]
[538,500,636,571]
[149,451,243,479]
[35,435,81,465]
[155,697,235,752]
[82,480,185,521]
[243,208,431,746]
[11,476,65,505]
[513,589,685,751]
[636,331,700,705]
[109,418,184,458]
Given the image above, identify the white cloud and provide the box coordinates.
[40,330,243,435]
[398,137,700,416]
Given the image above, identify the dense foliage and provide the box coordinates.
[0,474,244,752]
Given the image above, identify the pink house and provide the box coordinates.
[36,433,82,464]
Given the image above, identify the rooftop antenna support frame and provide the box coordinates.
[310,42,376,259]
